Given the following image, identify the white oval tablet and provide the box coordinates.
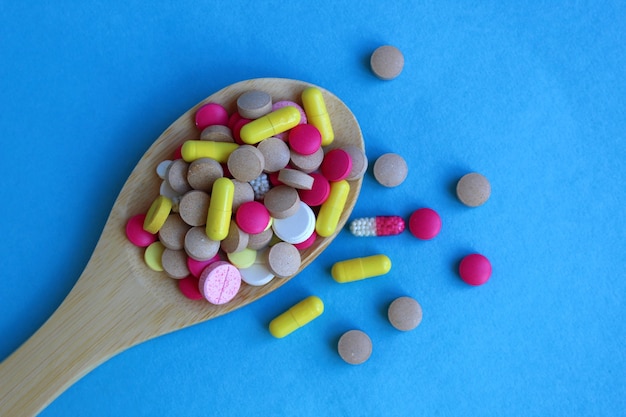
[272,201,315,244]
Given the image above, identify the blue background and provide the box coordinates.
[1,1,625,416]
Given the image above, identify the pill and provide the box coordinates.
[272,100,307,140]
[388,296,422,331]
[269,295,324,338]
[272,201,316,244]
[158,213,191,250]
[370,45,404,80]
[456,172,491,207]
[316,179,350,237]
[459,253,492,286]
[187,158,223,192]
[239,248,274,286]
[187,254,221,278]
[277,168,314,190]
[256,137,290,173]
[166,159,192,194]
[267,242,301,278]
[143,195,173,234]
[231,179,255,211]
[126,214,157,247]
[144,241,165,271]
[181,140,239,163]
[237,90,273,119]
[289,146,324,173]
[301,87,334,146]
[199,260,242,305]
[293,230,317,250]
[227,144,265,182]
[220,220,249,254]
[342,145,368,181]
[227,247,257,269]
[247,227,274,250]
[298,173,330,207]
[177,275,203,300]
[184,226,220,261]
[288,123,322,155]
[200,124,235,143]
[320,148,353,182]
[349,216,405,237]
[239,106,301,145]
[337,330,372,365]
[205,178,234,241]
[408,208,441,240]
[195,102,229,130]
[178,190,210,227]
[236,201,270,234]
[263,185,301,219]
[373,153,408,187]
[331,254,391,283]
[161,248,190,279]
[232,117,252,144]
[156,160,172,179]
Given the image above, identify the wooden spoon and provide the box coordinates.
[0,78,364,416]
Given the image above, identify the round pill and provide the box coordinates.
[320,148,353,182]
[272,201,316,244]
[187,254,221,278]
[290,146,324,173]
[166,159,192,194]
[373,153,408,187]
[236,201,271,234]
[239,249,275,287]
[177,276,203,300]
[178,190,210,227]
[158,213,191,250]
[277,168,314,190]
[195,102,229,130]
[263,185,301,219]
[156,160,172,179]
[220,220,249,254]
[200,125,234,143]
[199,261,242,305]
[408,208,442,240]
[256,137,290,172]
[184,226,220,261]
[293,230,317,250]
[298,173,330,207]
[342,145,368,181]
[247,227,274,250]
[161,248,190,279]
[288,124,322,155]
[338,330,372,365]
[144,241,166,271]
[370,45,404,80]
[227,247,257,269]
[126,214,157,247]
[143,195,173,234]
[456,172,491,207]
[459,253,492,286]
[227,145,265,182]
[237,90,273,119]
[187,158,223,192]
[267,242,301,278]
[231,179,255,211]
[388,296,423,331]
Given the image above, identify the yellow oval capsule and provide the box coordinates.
[315,180,349,237]
[181,140,239,163]
[143,195,173,234]
[331,254,392,283]
[240,106,301,144]
[302,87,334,146]
[269,296,324,338]
[206,177,234,241]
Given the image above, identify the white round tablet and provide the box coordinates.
[272,201,315,244]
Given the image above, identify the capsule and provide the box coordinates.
[206,177,234,241]
[349,216,405,237]
[181,140,239,163]
[269,296,324,338]
[301,87,334,146]
[315,180,349,237]
[240,106,301,144]
[331,254,392,283]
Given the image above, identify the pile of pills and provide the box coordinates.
[125,86,367,305]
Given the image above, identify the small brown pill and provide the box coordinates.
[184,226,220,261]
[267,242,301,278]
[178,190,210,227]
[343,145,368,181]
[200,125,234,143]
[263,185,300,219]
[167,159,192,194]
[388,296,423,331]
[456,172,491,207]
[227,144,265,182]
[277,168,314,190]
[158,214,191,250]
[221,221,249,254]
[237,90,273,119]
[231,179,255,211]
[370,45,404,80]
[290,146,324,173]
[373,153,408,187]
[161,248,190,279]
[187,158,223,192]
[247,227,274,250]
[337,330,372,365]
[257,137,290,172]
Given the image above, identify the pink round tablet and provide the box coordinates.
[408,208,442,240]
[178,276,203,300]
[298,173,330,206]
[288,124,322,155]
[228,111,243,130]
[459,254,492,286]
[236,201,271,234]
[320,149,353,182]
[199,261,242,305]
[187,254,221,278]
[293,230,317,250]
[126,214,157,247]
[195,103,229,130]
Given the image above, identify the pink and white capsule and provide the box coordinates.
[349,216,405,237]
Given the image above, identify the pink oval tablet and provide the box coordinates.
[459,253,492,286]
[187,254,221,278]
[178,276,203,300]
[126,214,157,247]
[298,173,330,206]
[199,261,242,305]
[288,124,322,155]
[236,201,271,234]
[195,103,229,130]
[408,208,442,240]
[320,149,353,182]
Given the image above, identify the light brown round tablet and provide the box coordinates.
[277,168,314,190]
[231,179,255,211]
[167,159,192,194]
[290,146,324,173]
[184,226,220,261]
[263,185,301,219]
[200,125,234,143]
[158,213,191,250]
[370,45,404,80]
[178,190,210,227]
[187,158,223,192]
[456,172,491,207]
[266,242,301,278]
[247,227,274,250]
[161,248,190,279]
[227,144,265,182]
[257,137,290,172]
[338,330,372,365]
[237,90,273,119]
[388,296,423,331]
[343,145,368,181]
[220,221,249,254]
[373,153,408,187]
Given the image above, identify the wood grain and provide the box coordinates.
[0,78,364,416]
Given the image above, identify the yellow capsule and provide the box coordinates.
[206,177,234,241]
[269,296,324,338]
[302,87,334,146]
[181,140,239,163]
[331,254,392,283]
[240,106,301,144]
[143,195,172,234]
[315,180,349,237]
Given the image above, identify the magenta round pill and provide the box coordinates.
[178,275,203,300]
[195,102,229,130]
[459,253,492,286]
[320,149,353,182]
[199,261,242,305]
[288,124,322,155]
[187,254,221,278]
[298,173,330,206]
[293,230,317,250]
[408,208,442,240]
[126,214,157,247]
[236,201,271,234]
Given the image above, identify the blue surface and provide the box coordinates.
[1,1,625,416]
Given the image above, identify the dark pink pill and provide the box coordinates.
[195,103,229,130]
[408,208,441,240]
[293,230,317,250]
[126,214,157,247]
[298,173,330,206]
[459,254,492,286]
[236,201,270,234]
[320,149,353,182]
[178,276,204,300]
[288,124,322,155]
[187,254,221,278]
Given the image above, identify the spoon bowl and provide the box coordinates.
[0,78,364,416]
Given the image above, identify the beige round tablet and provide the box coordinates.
[456,172,491,207]
[342,145,368,181]
[266,242,301,278]
[158,214,190,250]
[184,226,220,261]
[200,125,234,143]
[178,190,210,227]
[388,296,422,331]
[247,227,274,250]
[221,221,249,253]
[167,159,192,194]
[263,185,301,219]
[370,45,404,80]
[227,145,265,182]
[187,158,223,192]
[373,153,408,187]
[231,180,255,211]
[257,137,290,172]
[161,248,190,279]
[338,330,372,365]
[237,90,273,119]
[290,147,324,173]
[277,168,314,190]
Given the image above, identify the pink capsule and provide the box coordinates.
[349,216,405,237]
